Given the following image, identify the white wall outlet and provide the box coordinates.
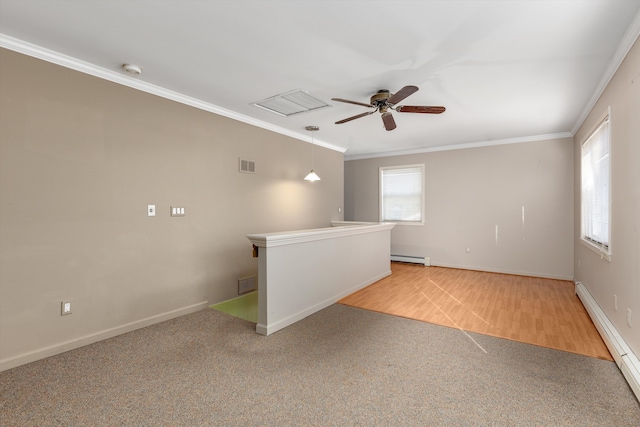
[147,204,156,217]
[628,309,633,327]
[61,301,72,315]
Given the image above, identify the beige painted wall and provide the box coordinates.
[0,49,344,365]
[574,38,640,357]
[345,137,574,280]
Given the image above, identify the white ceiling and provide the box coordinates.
[1,0,639,159]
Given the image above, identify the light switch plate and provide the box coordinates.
[148,205,156,217]
[170,206,185,217]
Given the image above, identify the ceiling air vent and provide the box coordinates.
[251,89,330,117]
[239,158,256,174]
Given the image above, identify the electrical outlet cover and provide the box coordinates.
[61,301,72,315]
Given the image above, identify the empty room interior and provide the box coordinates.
[1,1,639,425]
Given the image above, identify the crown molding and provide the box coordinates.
[4,11,638,160]
[346,9,640,163]
[344,132,573,161]
[0,34,347,154]
[571,8,640,135]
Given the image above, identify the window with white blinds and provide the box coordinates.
[581,112,611,259]
[379,164,424,224]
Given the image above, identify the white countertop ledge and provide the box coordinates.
[247,222,395,248]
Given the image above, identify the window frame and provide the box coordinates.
[580,108,612,261]
[379,164,425,226]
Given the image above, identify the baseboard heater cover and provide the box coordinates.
[390,255,430,266]
[575,281,640,401]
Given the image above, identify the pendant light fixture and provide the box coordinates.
[304,126,321,181]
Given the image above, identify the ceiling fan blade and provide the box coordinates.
[395,105,446,114]
[331,98,374,108]
[381,112,396,131]
[387,85,419,105]
[335,110,376,124]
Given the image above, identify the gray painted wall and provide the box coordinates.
[345,138,574,280]
[344,36,639,360]
[573,38,639,357]
[0,49,344,365]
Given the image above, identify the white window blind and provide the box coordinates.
[581,113,610,256]
[380,165,423,223]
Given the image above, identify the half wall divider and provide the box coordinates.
[247,222,395,335]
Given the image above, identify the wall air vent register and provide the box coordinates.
[239,158,256,174]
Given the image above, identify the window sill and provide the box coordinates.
[580,238,612,262]
[382,220,424,227]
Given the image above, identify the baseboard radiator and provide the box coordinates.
[390,255,430,266]
[575,281,640,401]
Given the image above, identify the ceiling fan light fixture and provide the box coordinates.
[252,89,330,117]
[332,85,445,131]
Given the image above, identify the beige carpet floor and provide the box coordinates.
[1,305,638,426]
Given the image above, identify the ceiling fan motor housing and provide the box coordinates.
[371,90,391,106]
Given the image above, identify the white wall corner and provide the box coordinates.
[575,281,639,401]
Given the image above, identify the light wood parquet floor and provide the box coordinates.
[339,262,612,361]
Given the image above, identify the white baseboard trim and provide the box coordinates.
[0,301,209,372]
[433,262,573,281]
[257,269,391,336]
[575,282,639,401]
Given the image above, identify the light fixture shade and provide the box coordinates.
[304,170,321,181]
[304,125,320,181]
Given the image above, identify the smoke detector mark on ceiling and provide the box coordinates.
[122,64,142,75]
